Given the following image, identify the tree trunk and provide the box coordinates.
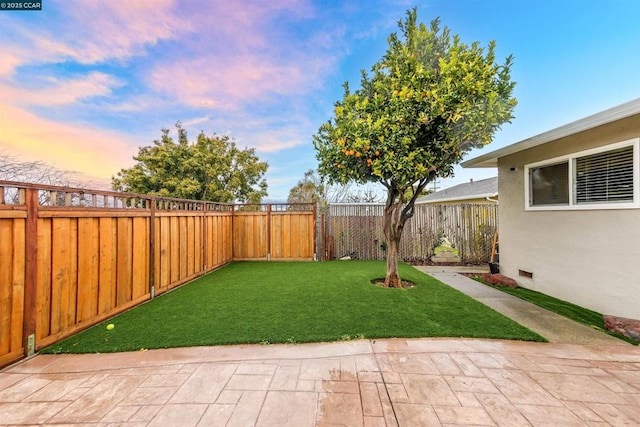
[384,236,402,287]
[383,201,404,288]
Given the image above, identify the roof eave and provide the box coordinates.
[417,192,499,203]
[462,97,640,168]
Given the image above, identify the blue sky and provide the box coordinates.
[2,0,640,200]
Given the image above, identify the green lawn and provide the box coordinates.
[42,261,545,354]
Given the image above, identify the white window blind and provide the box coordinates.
[575,145,634,204]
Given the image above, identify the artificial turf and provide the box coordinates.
[42,261,545,354]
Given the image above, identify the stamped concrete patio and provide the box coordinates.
[2,338,640,426]
[1,271,639,426]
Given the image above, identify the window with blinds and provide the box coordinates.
[575,146,634,204]
[525,139,638,210]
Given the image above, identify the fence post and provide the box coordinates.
[266,204,272,261]
[23,188,38,356]
[202,201,208,272]
[313,203,317,261]
[149,197,156,298]
[231,205,235,260]
[321,213,325,261]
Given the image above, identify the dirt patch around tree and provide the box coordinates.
[370,278,416,289]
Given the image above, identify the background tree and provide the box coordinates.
[344,186,385,203]
[287,169,384,209]
[113,124,268,203]
[314,9,516,287]
[287,169,326,205]
[1,149,77,186]
[0,150,89,205]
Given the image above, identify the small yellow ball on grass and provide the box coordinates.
[106,323,115,330]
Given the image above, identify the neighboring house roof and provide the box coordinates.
[416,176,498,203]
[462,97,640,168]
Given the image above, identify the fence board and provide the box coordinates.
[0,220,15,354]
[131,217,148,299]
[98,217,117,315]
[158,216,170,291]
[116,217,133,305]
[205,216,214,269]
[188,216,196,276]
[179,216,188,281]
[271,214,282,258]
[10,219,25,354]
[290,214,299,258]
[0,215,26,364]
[207,213,233,268]
[36,218,52,340]
[233,213,269,260]
[50,218,71,334]
[169,216,179,285]
[270,212,315,260]
[77,218,99,323]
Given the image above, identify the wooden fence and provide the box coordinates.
[0,180,314,368]
[324,203,498,264]
[233,204,316,261]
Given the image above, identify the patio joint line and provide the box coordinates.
[370,339,400,426]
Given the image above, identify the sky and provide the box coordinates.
[2,0,640,201]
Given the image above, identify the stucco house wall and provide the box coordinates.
[496,114,640,320]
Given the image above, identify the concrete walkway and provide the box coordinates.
[414,266,630,346]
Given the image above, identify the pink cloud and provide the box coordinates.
[1,0,182,76]
[1,72,122,106]
[59,0,182,64]
[231,115,315,153]
[0,48,26,78]
[181,116,211,127]
[144,0,335,110]
[2,0,317,77]
[149,54,318,109]
[180,0,314,43]
[0,105,137,183]
[2,0,336,112]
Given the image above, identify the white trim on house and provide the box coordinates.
[416,176,498,204]
[523,138,640,211]
[421,193,498,203]
[462,98,640,168]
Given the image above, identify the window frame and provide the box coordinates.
[524,138,640,211]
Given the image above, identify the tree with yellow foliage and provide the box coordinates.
[314,9,516,287]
